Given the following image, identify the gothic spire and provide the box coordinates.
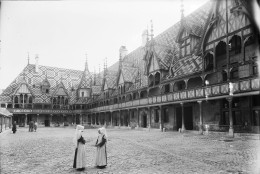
[85,53,89,72]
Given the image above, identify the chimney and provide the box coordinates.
[35,54,39,73]
[119,46,128,59]
[142,29,149,47]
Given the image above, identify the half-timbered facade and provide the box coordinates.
[0,0,259,135]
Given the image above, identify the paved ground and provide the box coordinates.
[0,127,260,174]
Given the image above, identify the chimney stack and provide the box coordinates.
[119,46,128,60]
[35,54,39,73]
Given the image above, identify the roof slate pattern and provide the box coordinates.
[0,1,213,104]
[0,64,84,104]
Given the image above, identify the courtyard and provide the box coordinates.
[0,127,260,174]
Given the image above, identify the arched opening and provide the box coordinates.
[244,36,256,61]
[122,96,126,102]
[140,90,148,98]
[154,72,160,85]
[149,87,160,96]
[14,96,19,103]
[119,97,121,103]
[148,74,154,87]
[20,94,23,103]
[187,77,202,89]
[114,98,118,104]
[133,92,139,100]
[222,70,228,82]
[215,41,227,68]
[29,96,32,103]
[173,81,186,91]
[118,86,121,94]
[205,73,218,85]
[126,94,132,101]
[65,98,68,105]
[163,84,170,94]
[204,52,214,71]
[229,35,241,55]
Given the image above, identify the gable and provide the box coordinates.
[17,84,31,94]
[55,87,67,96]
[149,55,159,73]
[119,73,124,84]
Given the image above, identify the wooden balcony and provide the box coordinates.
[89,77,260,112]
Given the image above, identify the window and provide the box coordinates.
[81,92,84,97]
[46,89,49,94]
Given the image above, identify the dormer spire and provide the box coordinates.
[150,20,154,39]
[27,52,30,65]
[180,0,185,24]
[85,53,89,72]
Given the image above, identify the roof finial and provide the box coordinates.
[150,20,154,39]
[85,53,89,72]
[94,67,96,85]
[27,52,30,65]
[103,58,106,76]
[180,0,184,22]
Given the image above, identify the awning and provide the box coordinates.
[0,108,13,117]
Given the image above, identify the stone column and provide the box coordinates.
[198,101,203,135]
[137,108,139,128]
[147,107,151,130]
[22,94,25,108]
[227,97,234,137]
[119,110,121,128]
[37,114,39,123]
[50,114,53,127]
[181,103,186,132]
[110,111,113,126]
[128,109,130,127]
[94,114,97,126]
[90,114,93,126]
[159,105,163,132]
[25,114,28,127]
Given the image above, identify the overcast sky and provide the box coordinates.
[0,0,208,90]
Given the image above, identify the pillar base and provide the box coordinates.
[228,127,234,137]
[181,127,186,133]
[199,125,203,135]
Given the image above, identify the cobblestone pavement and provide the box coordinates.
[1,127,260,174]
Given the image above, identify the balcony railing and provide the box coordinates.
[89,77,260,112]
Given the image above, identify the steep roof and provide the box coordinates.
[0,64,83,104]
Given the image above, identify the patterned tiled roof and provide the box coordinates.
[172,54,202,77]
[0,64,84,104]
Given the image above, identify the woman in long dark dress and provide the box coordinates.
[73,125,87,171]
[95,127,107,168]
[12,121,17,134]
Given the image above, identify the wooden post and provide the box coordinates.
[181,103,186,132]
[198,101,203,135]
[227,97,234,137]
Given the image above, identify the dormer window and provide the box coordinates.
[180,37,191,57]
